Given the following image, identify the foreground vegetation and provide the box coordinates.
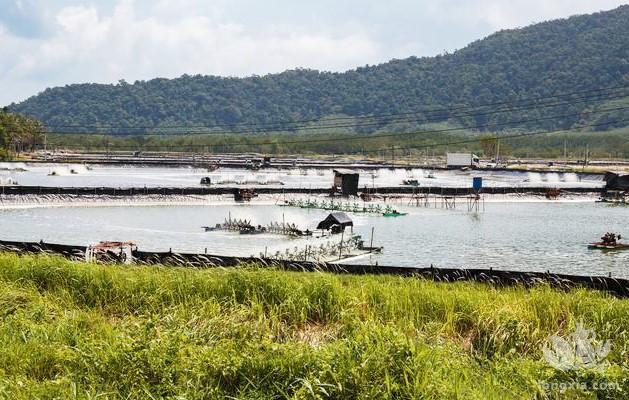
[0,253,628,399]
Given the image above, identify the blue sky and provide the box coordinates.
[0,0,626,105]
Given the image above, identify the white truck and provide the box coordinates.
[446,153,480,169]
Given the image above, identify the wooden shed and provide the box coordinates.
[316,212,353,233]
[333,169,359,195]
[604,172,629,190]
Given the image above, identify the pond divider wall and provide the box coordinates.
[1,239,627,297]
[0,185,602,196]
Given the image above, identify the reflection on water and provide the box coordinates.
[0,202,626,277]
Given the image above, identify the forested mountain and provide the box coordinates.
[8,5,629,134]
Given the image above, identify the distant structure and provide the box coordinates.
[333,169,359,195]
[233,188,257,202]
[604,172,629,190]
[316,212,354,234]
[446,153,480,169]
[602,172,628,203]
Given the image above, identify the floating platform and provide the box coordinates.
[382,211,408,217]
[588,243,629,251]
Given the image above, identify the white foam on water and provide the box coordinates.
[48,166,71,176]
[256,175,268,185]
[545,173,561,183]
[0,177,18,185]
[562,173,580,183]
[525,172,542,183]
[0,162,27,171]
[69,164,89,174]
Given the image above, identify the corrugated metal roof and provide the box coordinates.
[333,169,359,175]
[316,212,354,230]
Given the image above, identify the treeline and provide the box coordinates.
[0,109,45,159]
[46,127,629,160]
[3,105,627,160]
[9,5,629,134]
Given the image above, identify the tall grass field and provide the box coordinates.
[0,253,627,399]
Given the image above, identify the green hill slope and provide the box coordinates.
[8,6,629,134]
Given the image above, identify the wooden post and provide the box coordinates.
[369,227,374,253]
[338,230,345,260]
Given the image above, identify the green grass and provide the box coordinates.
[0,253,628,399]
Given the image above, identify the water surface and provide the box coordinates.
[1,201,626,277]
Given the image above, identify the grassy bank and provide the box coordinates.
[0,253,628,399]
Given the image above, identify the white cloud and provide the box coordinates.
[424,0,625,31]
[0,0,626,105]
[0,0,382,105]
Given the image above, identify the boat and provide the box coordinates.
[588,232,628,250]
[382,210,408,217]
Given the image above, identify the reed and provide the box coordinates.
[0,252,627,399]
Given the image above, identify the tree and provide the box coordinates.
[479,135,498,158]
[0,109,46,158]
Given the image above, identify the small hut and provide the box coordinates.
[604,172,629,190]
[333,169,359,195]
[316,212,353,234]
[233,188,257,202]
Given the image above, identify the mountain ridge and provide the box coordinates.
[9,5,629,134]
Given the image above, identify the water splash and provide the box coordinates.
[0,177,18,185]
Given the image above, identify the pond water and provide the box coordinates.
[1,201,626,277]
[0,162,604,189]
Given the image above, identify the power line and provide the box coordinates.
[40,90,629,137]
[46,107,629,154]
[39,82,629,133]
[47,104,629,149]
[358,117,629,155]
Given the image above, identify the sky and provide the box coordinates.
[0,0,626,106]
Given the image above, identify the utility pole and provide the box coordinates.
[43,129,48,159]
[583,143,589,171]
[564,139,567,163]
[496,138,500,165]
[391,145,395,167]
